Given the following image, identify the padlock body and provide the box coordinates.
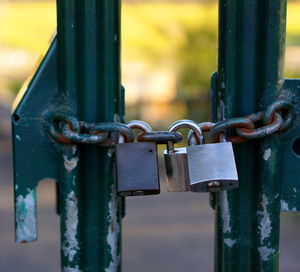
[187,142,238,192]
[164,147,190,192]
[116,142,160,196]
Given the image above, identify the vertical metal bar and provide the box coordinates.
[214,1,287,271]
[57,0,122,271]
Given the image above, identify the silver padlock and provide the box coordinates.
[116,120,160,196]
[164,120,203,192]
[187,122,239,192]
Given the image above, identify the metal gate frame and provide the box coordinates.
[11,0,300,271]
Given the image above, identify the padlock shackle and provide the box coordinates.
[168,119,204,146]
[188,122,215,145]
[119,120,153,143]
[127,120,153,133]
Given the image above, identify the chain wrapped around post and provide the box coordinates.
[46,99,293,147]
[210,99,293,143]
[47,112,134,145]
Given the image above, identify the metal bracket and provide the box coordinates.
[12,37,64,242]
[12,34,128,244]
[211,74,300,212]
[278,79,300,212]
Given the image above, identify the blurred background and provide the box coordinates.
[1,0,300,271]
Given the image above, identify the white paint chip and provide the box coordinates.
[263,148,272,161]
[63,266,81,272]
[105,186,120,272]
[72,145,77,155]
[63,191,79,263]
[16,189,37,242]
[16,135,21,141]
[224,238,236,248]
[281,200,297,212]
[258,195,271,242]
[258,246,275,261]
[220,191,231,234]
[113,114,120,122]
[107,149,114,158]
[63,155,79,172]
[281,200,289,211]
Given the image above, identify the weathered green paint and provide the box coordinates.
[13,0,123,270]
[278,79,300,212]
[56,0,123,271]
[12,37,60,243]
[212,1,297,271]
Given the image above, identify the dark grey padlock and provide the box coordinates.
[187,125,238,192]
[164,120,203,192]
[116,120,160,196]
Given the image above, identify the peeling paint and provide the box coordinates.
[16,189,37,242]
[63,191,79,263]
[63,155,79,172]
[224,238,236,247]
[107,148,114,158]
[258,195,271,242]
[105,186,120,272]
[263,148,272,161]
[16,134,21,141]
[72,145,77,155]
[258,246,275,261]
[220,191,231,234]
[63,266,81,272]
[15,185,18,191]
[218,99,226,120]
[113,114,120,122]
[281,200,297,212]
[293,188,297,193]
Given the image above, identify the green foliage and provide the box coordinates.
[176,24,217,100]
[7,79,23,95]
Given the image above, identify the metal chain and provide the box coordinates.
[210,99,293,143]
[47,99,293,146]
[47,112,134,145]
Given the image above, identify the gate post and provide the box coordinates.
[213,1,287,271]
[57,0,122,271]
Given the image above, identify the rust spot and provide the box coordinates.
[58,135,73,144]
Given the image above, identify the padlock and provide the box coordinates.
[187,123,239,192]
[164,120,203,192]
[116,120,160,197]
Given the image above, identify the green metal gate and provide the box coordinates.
[11,0,300,271]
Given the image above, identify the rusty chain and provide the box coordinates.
[47,112,134,145]
[47,99,293,146]
[209,99,293,143]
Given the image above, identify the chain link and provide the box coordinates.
[47,99,293,146]
[210,99,293,143]
[48,113,134,145]
[235,112,283,140]
[137,131,183,144]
